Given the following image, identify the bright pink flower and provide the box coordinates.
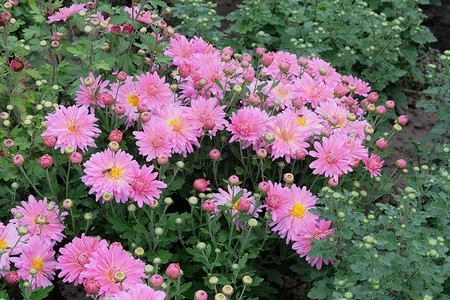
[12,154,24,166]
[111,283,166,300]
[83,277,101,295]
[264,181,292,222]
[11,235,56,289]
[195,290,208,300]
[81,149,137,203]
[81,245,146,297]
[396,159,407,170]
[124,6,153,23]
[135,72,172,110]
[362,153,384,178]
[110,78,141,128]
[263,51,300,78]
[0,222,22,272]
[42,105,100,153]
[194,179,211,192]
[56,234,108,285]
[227,107,269,149]
[11,195,67,242]
[43,136,57,147]
[46,4,87,23]
[270,185,319,243]
[309,135,353,180]
[75,72,110,108]
[109,129,123,143]
[5,271,19,284]
[398,115,408,126]
[203,200,215,212]
[130,164,167,207]
[292,220,335,270]
[166,263,181,279]
[375,138,388,150]
[133,117,174,161]
[209,149,221,160]
[150,274,164,287]
[155,105,200,157]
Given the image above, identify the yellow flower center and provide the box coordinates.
[289,203,305,218]
[232,198,241,210]
[169,119,182,132]
[128,94,139,107]
[32,258,44,270]
[0,240,6,249]
[293,117,306,126]
[67,121,76,133]
[277,90,287,98]
[105,167,122,180]
[279,129,291,142]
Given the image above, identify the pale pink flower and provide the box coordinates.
[155,104,200,157]
[292,220,335,270]
[11,235,57,289]
[227,107,270,149]
[111,283,166,300]
[81,149,137,203]
[124,6,153,24]
[263,51,300,78]
[56,234,108,285]
[75,72,110,108]
[213,185,261,230]
[42,105,101,153]
[164,35,194,66]
[267,112,310,163]
[362,153,384,178]
[11,195,67,242]
[130,164,167,207]
[133,117,174,161]
[270,185,319,243]
[307,57,341,87]
[309,135,353,180]
[342,75,371,97]
[46,4,87,23]
[292,73,334,108]
[135,72,172,110]
[187,96,227,137]
[81,245,146,297]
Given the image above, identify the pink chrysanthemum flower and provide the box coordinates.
[309,135,353,180]
[75,72,110,108]
[227,107,270,149]
[270,185,319,243]
[56,234,108,285]
[337,133,368,160]
[213,185,261,230]
[362,153,384,178]
[42,105,101,153]
[111,283,166,300]
[124,6,153,23]
[187,96,227,137]
[292,220,335,270]
[264,79,295,109]
[294,107,324,135]
[292,73,334,108]
[264,51,300,78]
[267,112,310,163]
[130,164,167,207]
[81,149,137,203]
[46,4,86,23]
[0,222,22,273]
[263,181,292,223]
[315,101,351,131]
[135,72,172,110]
[342,75,371,97]
[11,235,56,289]
[110,78,141,128]
[164,36,194,66]
[155,104,200,157]
[11,195,67,242]
[81,245,146,297]
[194,59,227,98]
[307,57,341,87]
[134,117,174,161]
[191,36,218,54]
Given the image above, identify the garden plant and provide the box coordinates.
[0,0,449,299]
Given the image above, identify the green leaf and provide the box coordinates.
[30,285,54,300]
[308,280,332,299]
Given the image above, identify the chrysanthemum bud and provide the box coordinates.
[13,154,24,166]
[150,274,163,287]
[39,154,53,168]
[242,275,253,285]
[166,263,181,279]
[108,141,120,152]
[195,290,208,300]
[209,276,219,285]
[283,173,294,184]
[144,264,154,274]
[228,175,239,186]
[65,146,75,155]
[84,213,93,221]
[188,196,198,206]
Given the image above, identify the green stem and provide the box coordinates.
[46,168,57,201]
[19,166,44,198]
[65,161,71,199]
